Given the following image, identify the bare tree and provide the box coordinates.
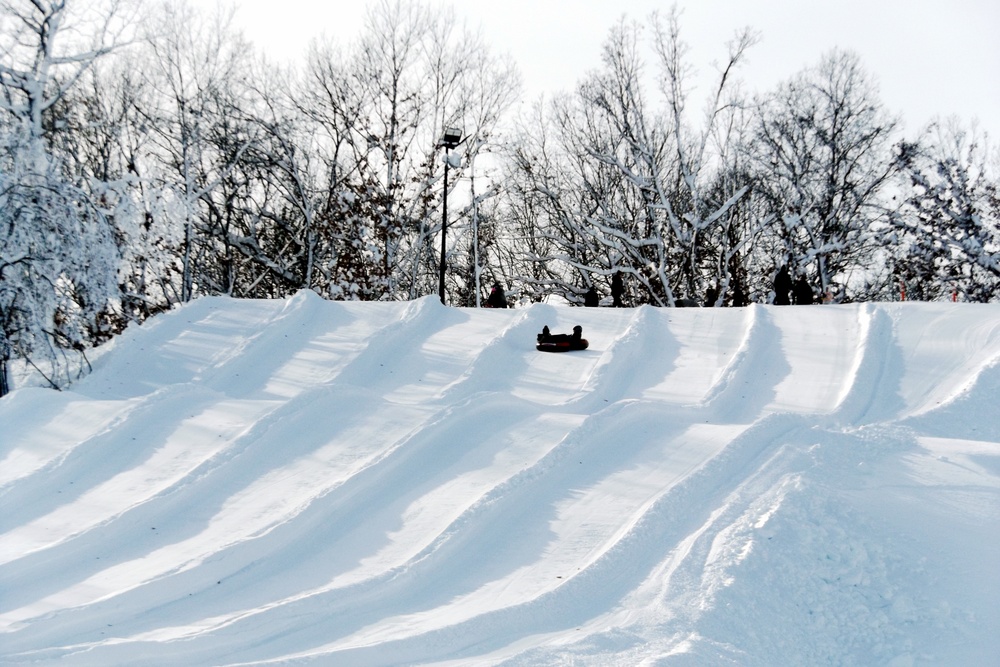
[0,0,135,137]
[502,9,756,306]
[300,0,518,302]
[748,49,899,301]
[0,0,135,393]
[298,41,387,299]
[73,56,184,323]
[141,0,257,302]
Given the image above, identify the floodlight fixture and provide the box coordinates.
[440,127,462,149]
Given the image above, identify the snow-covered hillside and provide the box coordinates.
[2,292,999,666]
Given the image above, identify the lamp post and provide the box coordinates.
[438,127,462,304]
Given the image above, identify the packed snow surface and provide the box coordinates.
[2,293,999,666]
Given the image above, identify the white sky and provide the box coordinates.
[232,0,1000,139]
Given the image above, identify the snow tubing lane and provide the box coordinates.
[536,339,589,353]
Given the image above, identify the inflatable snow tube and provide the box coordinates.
[536,339,589,353]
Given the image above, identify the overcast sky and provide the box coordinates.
[233,0,1000,139]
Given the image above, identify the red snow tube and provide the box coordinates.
[536,339,589,353]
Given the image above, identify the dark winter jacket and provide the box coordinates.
[793,278,815,305]
[773,266,792,305]
[487,284,508,308]
[611,272,624,307]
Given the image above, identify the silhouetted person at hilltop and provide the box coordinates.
[611,271,624,308]
[0,332,8,397]
[487,282,508,308]
[731,283,748,307]
[704,285,719,307]
[773,266,792,305]
[793,277,815,305]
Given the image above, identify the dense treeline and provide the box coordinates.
[1,0,997,391]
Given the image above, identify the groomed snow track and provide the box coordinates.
[2,293,999,666]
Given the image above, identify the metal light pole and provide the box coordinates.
[438,127,462,304]
[468,137,485,308]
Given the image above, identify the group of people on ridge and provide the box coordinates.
[772,265,815,305]
[488,264,819,309]
[583,271,624,308]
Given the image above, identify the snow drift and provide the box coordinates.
[1,293,999,666]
